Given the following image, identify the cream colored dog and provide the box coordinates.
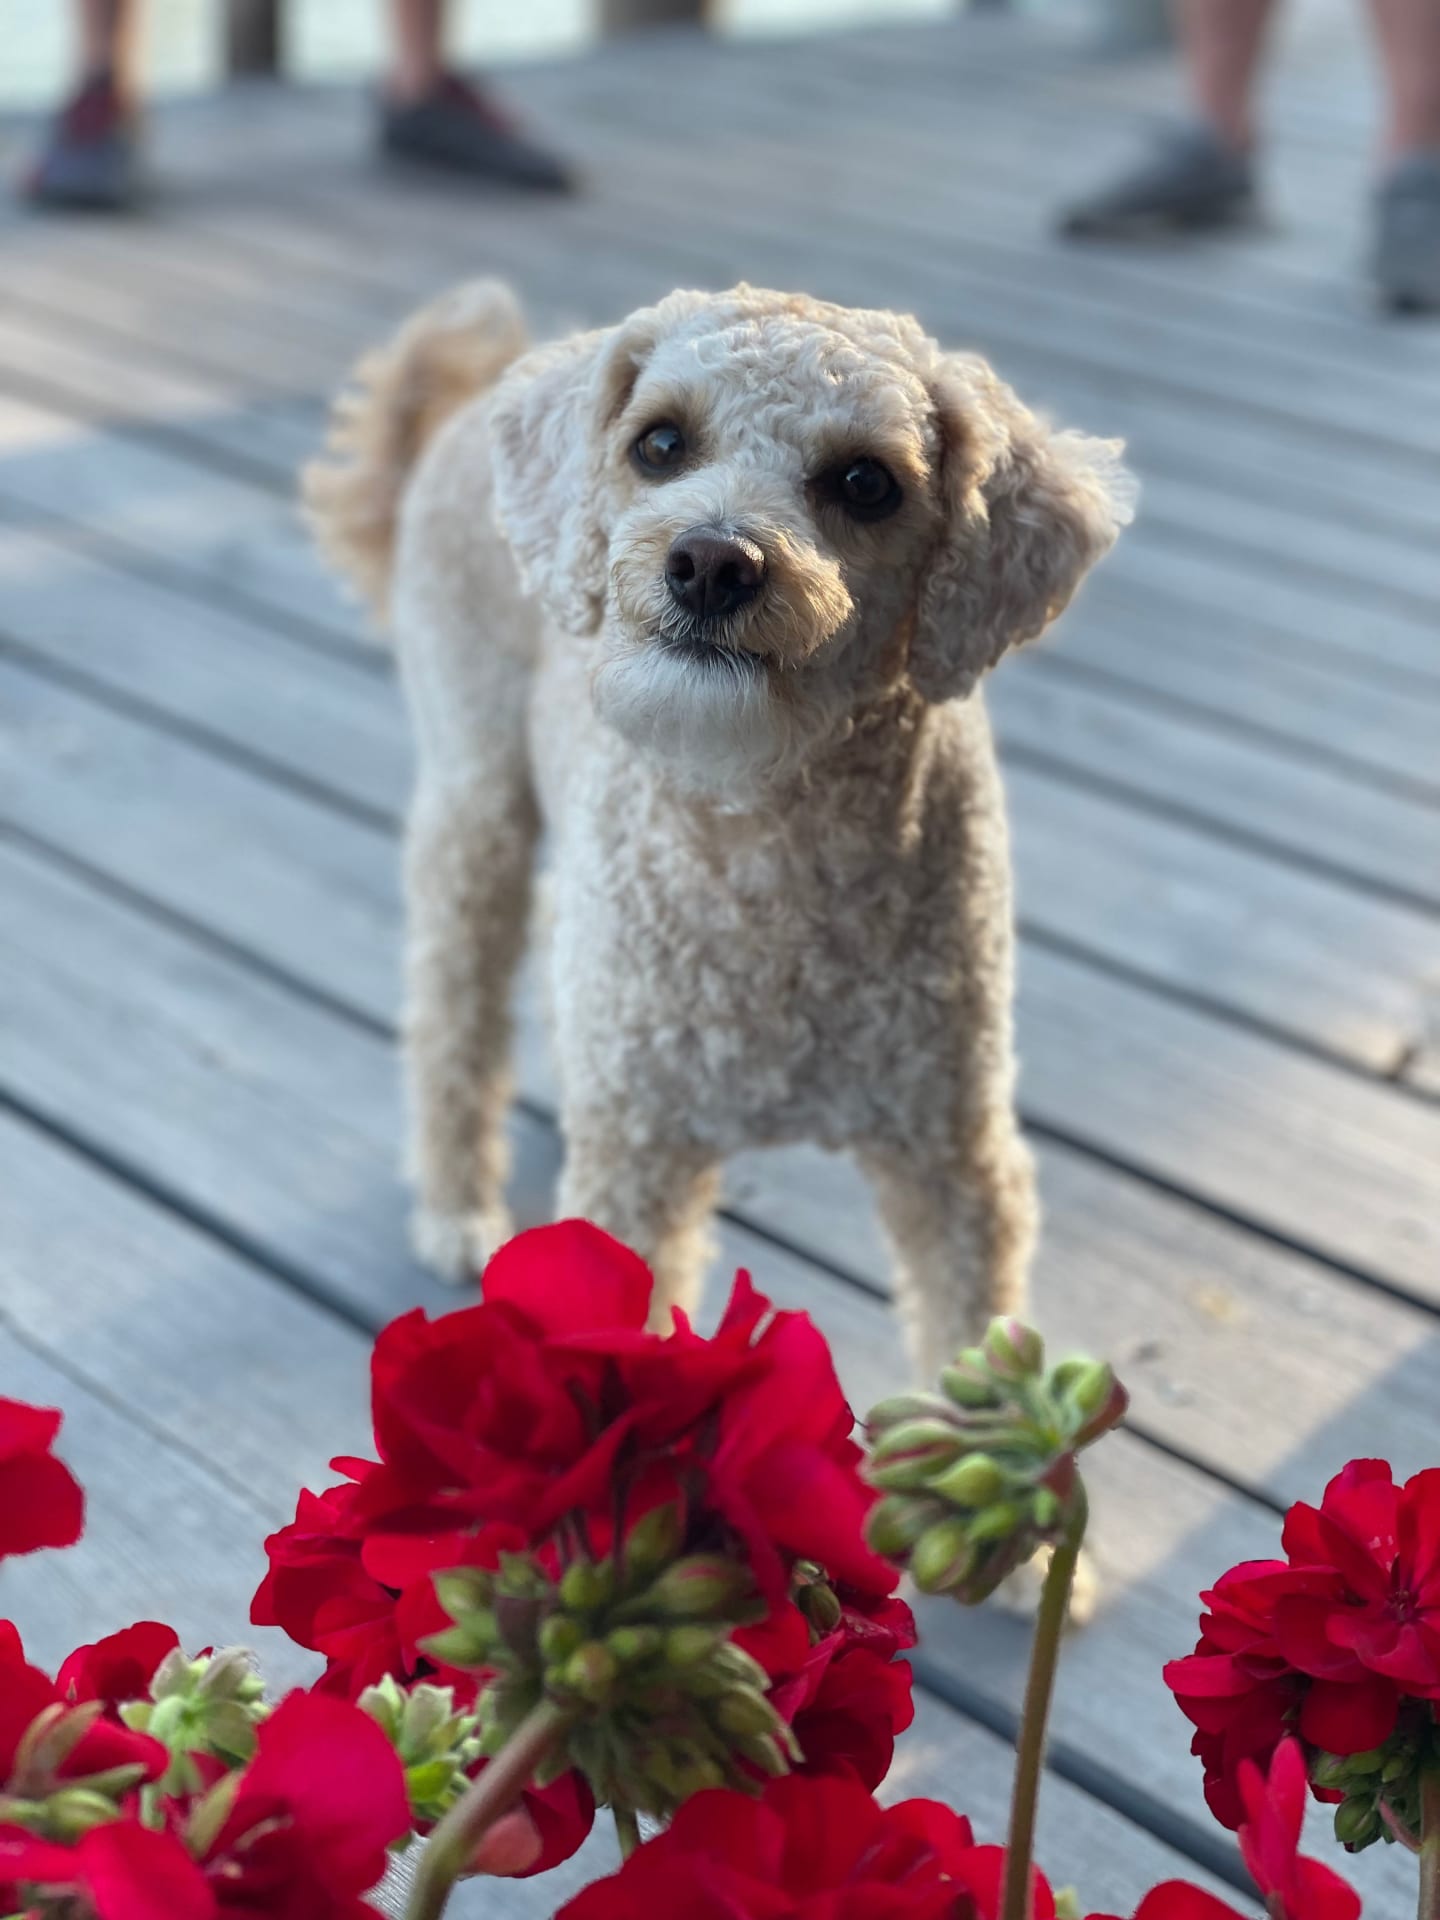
[307,281,1133,1373]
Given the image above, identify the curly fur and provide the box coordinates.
[305,281,1134,1375]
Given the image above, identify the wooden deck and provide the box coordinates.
[2,10,1438,1914]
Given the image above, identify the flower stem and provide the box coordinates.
[403,1700,571,1920]
[614,1806,641,1860]
[1418,1768,1440,1920]
[1001,1488,1089,1920]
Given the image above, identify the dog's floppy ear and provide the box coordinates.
[908,352,1135,704]
[490,315,661,636]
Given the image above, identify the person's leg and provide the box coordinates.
[1369,0,1440,159]
[1367,0,1440,310]
[1179,0,1278,154]
[23,0,143,209]
[377,0,573,188]
[1058,0,1280,237]
[385,0,445,104]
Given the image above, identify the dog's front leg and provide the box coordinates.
[857,1110,1037,1382]
[403,776,540,1279]
[556,1115,721,1331]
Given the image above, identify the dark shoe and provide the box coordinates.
[1058,123,1255,239]
[380,75,572,191]
[1374,152,1440,315]
[24,71,142,211]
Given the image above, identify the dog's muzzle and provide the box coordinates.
[664,527,766,624]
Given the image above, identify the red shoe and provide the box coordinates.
[25,70,142,211]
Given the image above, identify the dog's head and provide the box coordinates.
[491,286,1134,791]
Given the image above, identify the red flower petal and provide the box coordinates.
[483,1221,653,1334]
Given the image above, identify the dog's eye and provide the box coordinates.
[633,423,687,474]
[819,456,904,524]
[830,457,903,521]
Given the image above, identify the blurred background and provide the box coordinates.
[1,0,1437,1916]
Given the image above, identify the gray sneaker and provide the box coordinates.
[380,74,572,192]
[1374,153,1440,314]
[1058,124,1256,239]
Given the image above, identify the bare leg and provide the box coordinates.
[1174,0,1281,151]
[557,1120,721,1331]
[385,0,446,103]
[1368,0,1440,158]
[76,0,141,95]
[403,775,539,1279]
[859,1113,1037,1381]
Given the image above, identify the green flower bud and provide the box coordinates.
[641,1555,758,1623]
[964,1500,1032,1547]
[982,1317,1045,1382]
[1342,1747,1387,1777]
[867,1420,967,1490]
[865,1392,959,1437]
[419,1622,495,1670]
[866,1493,945,1559]
[562,1644,619,1704]
[796,1579,842,1636]
[910,1518,977,1595]
[1334,1797,1383,1850]
[45,1788,121,1840]
[1309,1753,1349,1791]
[185,1772,242,1860]
[621,1505,685,1584]
[560,1559,616,1615]
[432,1569,495,1623]
[605,1627,663,1669]
[1031,1489,1062,1530]
[664,1625,728,1669]
[930,1454,1008,1509]
[714,1689,779,1738]
[735,1731,792,1776]
[940,1354,1002,1410]
[538,1615,585,1667]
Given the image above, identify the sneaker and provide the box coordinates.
[1058,123,1256,239]
[380,74,572,191]
[24,70,142,211]
[1374,152,1440,314]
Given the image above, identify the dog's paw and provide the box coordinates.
[409,1204,512,1284]
[991,1543,1099,1628]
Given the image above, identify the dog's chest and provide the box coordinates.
[550,785,967,1149]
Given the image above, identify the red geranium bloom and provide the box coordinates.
[0,1397,84,1562]
[1089,1741,1361,1920]
[256,1222,897,1686]
[197,1691,409,1916]
[1275,1460,1440,1704]
[0,1694,410,1920]
[556,1774,978,1920]
[58,1621,181,1712]
[749,1599,915,1790]
[0,1622,167,1792]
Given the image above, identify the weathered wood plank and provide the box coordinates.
[3,497,1432,922]
[0,1028,1408,1909]
[3,594,1434,1095]
[0,1134,1240,1913]
[2,800,1438,1520]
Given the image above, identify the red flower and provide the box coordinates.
[0,1397,84,1562]
[58,1621,181,1712]
[1089,1741,1362,1920]
[0,1821,215,1920]
[0,1623,167,1792]
[749,1598,915,1790]
[1234,1738,1360,1920]
[1275,1460,1440,1704]
[197,1691,409,1916]
[555,1774,978,1919]
[257,1223,897,1690]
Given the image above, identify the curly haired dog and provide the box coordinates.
[306,281,1133,1373]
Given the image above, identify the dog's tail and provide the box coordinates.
[303,278,528,625]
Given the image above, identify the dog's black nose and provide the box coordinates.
[665,530,766,623]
